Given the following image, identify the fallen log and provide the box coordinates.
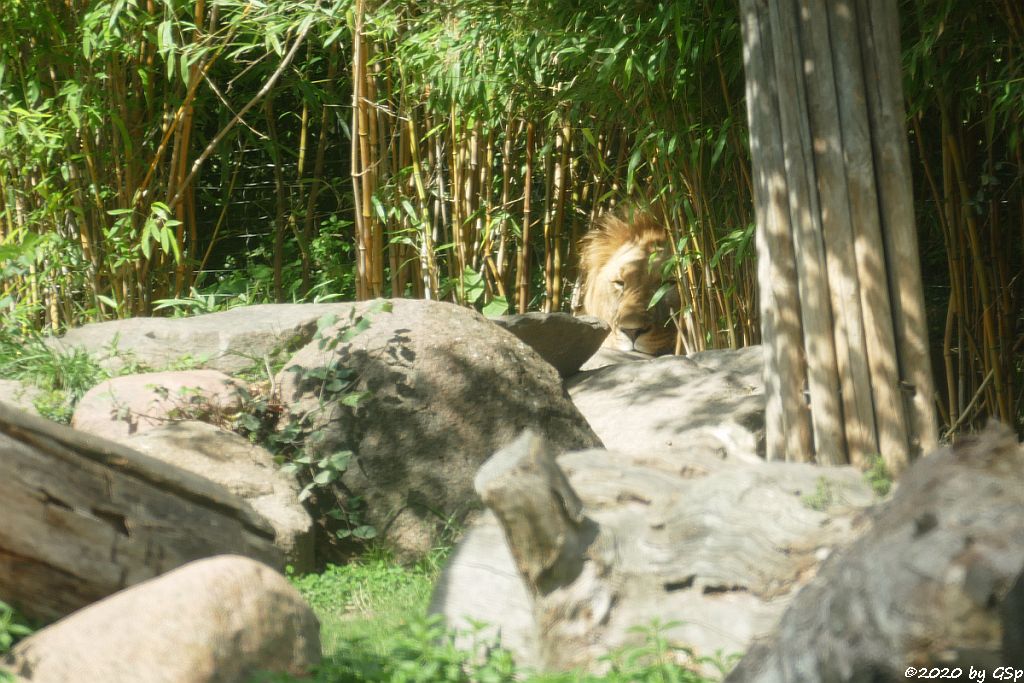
[0,402,282,623]
[727,422,1024,681]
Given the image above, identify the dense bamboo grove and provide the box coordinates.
[0,0,1020,436]
[901,2,1023,436]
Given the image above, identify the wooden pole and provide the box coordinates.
[824,0,910,472]
[857,0,939,456]
[767,0,847,464]
[740,0,814,462]
[740,0,938,470]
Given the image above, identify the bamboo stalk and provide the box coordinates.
[540,120,555,313]
[299,45,339,296]
[352,0,371,299]
[947,129,1009,424]
[366,47,383,298]
[496,115,515,285]
[407,114,437,299]
[265,95,286,303]
[550,114,570,312]
[351,11,366,301]
[517,121,535,314]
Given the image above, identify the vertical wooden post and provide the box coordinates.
[740,0,814,463]
[856,0,939,456]
[740,0,938,471]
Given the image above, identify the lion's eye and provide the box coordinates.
[612,279,625,293]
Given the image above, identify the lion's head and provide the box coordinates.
[577,211,679,355]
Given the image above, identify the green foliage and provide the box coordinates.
[2,0,1017,431]
[800,477,837,512]
[0,328,107,422]
[267,572,725,682]
[0,600,33,655]
[152,288,242,317]
[864,456,893,498]
[266,553,728,683]
[234,303,393,549]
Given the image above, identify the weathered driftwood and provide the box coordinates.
[727,423,1024,681]
[435,430,876,673]
[0,402,282,623]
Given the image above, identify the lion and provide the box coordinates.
[576,211,680,355]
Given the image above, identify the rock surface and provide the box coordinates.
[568,346,765,460]
[278,299,603,559]
[128,421,314,572]
[71,369,245,442]
[727,423,1024,681]
[2,555,320,683]
[491,312,609,376]
[578,347,656,371]
[0,379,42,415]
[48,303,357,374]
[431,435,876,673]
[0,402,281,623]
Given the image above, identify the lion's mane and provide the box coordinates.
[577,211,678,355]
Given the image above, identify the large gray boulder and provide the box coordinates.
[728,423,1024,681]
[277,299,602,560]
[491,312,609,377]
[128,421,315,573]
[2,555,320,683]
[48,303,357,374]
[71,369,245,442]
[431,433,877,674]
[568,346,765,460]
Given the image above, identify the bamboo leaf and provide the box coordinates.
[483,296,509,318]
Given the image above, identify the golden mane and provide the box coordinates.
[577,210,678,355]
[579,211,668,295]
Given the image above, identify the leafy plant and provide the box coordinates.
[0,328,107,422]
[0,600,33,655]
[800,477,837,512]
[152,288,241,317]
[864,456,893,498]
[234,303,393,549]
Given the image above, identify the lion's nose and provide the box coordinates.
[620,326,652,343]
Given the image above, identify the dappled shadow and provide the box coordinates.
[281,300,601,560]
[739,0,925,466]
[566,349,767,459]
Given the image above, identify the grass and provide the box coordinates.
[290,549,440,660]
[0,328,107,422]
[268,549,728,683]
[864,455,894,497]
[800,477,837,512]
[0,326,215,423]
